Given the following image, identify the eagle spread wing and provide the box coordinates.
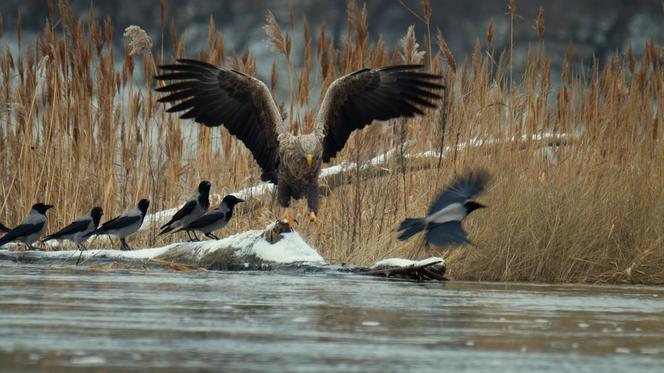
[315,65,443,162]
[156,59,284,182]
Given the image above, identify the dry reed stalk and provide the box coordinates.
[264,10,295,131]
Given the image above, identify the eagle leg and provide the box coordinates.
[279,208,298,229]
[307,180,319,223]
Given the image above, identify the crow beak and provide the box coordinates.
[237,198,245,203]
[477,203,487,209]
[306,154,313,168]
[45,204,54,210]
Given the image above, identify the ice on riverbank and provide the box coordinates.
[0,222,324,267]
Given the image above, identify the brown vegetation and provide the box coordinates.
[0,1,662,284]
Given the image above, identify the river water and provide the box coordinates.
[0,262,663,372]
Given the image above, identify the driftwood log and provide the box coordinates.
[360,260,447,281]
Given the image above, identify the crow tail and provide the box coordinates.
[0,235,13,248]
[397,218,425,241]
[158,225,174,236]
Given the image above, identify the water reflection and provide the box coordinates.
[0,264,663,372]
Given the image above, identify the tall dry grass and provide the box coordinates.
[0,1,662,284]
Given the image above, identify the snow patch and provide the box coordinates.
[370,256,445,269]
[0,223,324,266]
[177,223,325,264]
[8,245,173,260]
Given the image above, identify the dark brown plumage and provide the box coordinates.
[156,59,443,221]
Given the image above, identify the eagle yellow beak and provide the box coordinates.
[306,154,313,168]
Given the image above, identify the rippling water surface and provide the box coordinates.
[1,262,663,372]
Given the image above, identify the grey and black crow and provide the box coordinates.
[156,59,442,225]
[398,170,489,248]
[0,222,9,234]
[43,207,104,249]
[92,199,149,250]
[0,203,54,250]
[159,180,211,240]
[173,195,243,240]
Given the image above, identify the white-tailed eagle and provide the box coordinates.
[156,59,443,223]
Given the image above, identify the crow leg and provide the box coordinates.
[186,231,200,242]
[205,233,220,240]
[120,238,131,251]
[76,249,84,266]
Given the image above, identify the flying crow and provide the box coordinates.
[398,170,489,248]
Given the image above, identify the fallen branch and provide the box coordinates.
[361,260,447,281]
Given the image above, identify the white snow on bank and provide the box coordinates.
[233,231,325,264]
[406,131,575,160]
[0,245,174,261]
[0,223,325,265]
[370,256,445,269]
[171,223,325,264]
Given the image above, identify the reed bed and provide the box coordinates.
[0,1,662,284]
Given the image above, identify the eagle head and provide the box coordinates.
[296,134,322,169]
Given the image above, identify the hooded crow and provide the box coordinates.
[173,195,243,240]
[0,222,9,234]
[159,180,211,240]
[92,199,149,250]
[43,207,104,249]
[397,170,489,248]
[0,203,54,250]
